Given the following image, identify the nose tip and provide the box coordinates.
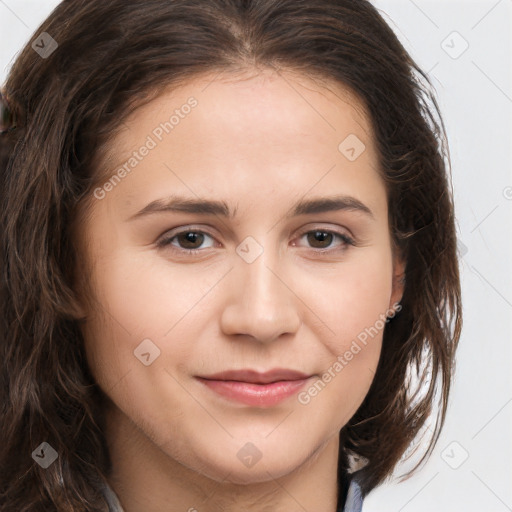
[219,257,302,344]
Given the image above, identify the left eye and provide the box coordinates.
[297,230,355,251]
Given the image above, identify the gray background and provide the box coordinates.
[1,0,511,510]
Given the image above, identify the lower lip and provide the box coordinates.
[196,377,310,407]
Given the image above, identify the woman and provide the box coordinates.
[0,1,461,510]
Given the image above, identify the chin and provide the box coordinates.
[182,442,304,486]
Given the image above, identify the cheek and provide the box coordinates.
[292,251,393,420]
[295,260,391,426]
[295,251,393,355]
[87,247,220,336]
[79,250,214,397]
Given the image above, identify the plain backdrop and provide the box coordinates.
[1,1,511,511]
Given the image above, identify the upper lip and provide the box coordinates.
[197,368,312,384]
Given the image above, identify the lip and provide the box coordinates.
[199,368,311,384]
[195,368,313,407]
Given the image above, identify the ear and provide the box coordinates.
[389,249,406,314]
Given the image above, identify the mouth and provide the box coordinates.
[195,368,314,407]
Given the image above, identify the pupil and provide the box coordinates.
[308,231,331,248]
[180,232,203,248]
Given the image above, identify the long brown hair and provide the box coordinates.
[0,0,462,509]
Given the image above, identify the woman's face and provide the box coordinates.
[78,69,404,484]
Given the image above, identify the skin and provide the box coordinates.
[76,67,405,512]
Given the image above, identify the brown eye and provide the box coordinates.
[175,231,206,249]
[297,229,355,253]
[307,231,335,249]
[157,229,216,254]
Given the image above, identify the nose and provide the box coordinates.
[220,243,302,344]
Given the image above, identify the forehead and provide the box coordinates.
[102,68,374,159]
[94,68,383,216]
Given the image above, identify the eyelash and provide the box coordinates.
[156,226,356,257]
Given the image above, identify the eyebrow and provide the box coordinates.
[127,194,374,221]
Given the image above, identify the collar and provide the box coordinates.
[102,477,363,512]
[340,476,364,512]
